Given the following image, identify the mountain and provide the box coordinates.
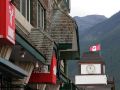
[79,11,120,90]
[67,15,107,83]
[74,15,107,34]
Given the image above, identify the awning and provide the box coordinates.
[16,33,46,64]
[0,58,28,78]
[29,54,57,84]
[60,51,80,60]
[58,43,72,50]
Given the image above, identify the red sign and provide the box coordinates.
[0,0,15,45]
[50,53,57,83]
[89,44,101,52]
[29,54,57,84]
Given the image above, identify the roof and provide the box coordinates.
[80,51,105,64]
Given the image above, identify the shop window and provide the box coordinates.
[65,0,70,10]
[37,1,45,29]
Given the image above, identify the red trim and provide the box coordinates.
[29,53,57,84]
[79,62,105,64]
[29,72,56,84]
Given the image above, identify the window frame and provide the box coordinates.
[19,0,31,23]
[37,1,45,29]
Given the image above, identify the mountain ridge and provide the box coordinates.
[74,15,107,35]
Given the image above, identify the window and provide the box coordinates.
[19,0,31,22]
[65,0,70,11]
[37,1,45,29]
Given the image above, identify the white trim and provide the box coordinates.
[15,8,33,34]
[75,75,107,85]
[81,64,101,74]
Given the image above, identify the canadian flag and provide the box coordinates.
[89,44,101,52]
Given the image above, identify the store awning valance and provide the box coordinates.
[16,33,46,64]
[0,58,28,78]
[60,51,80,60]
[29,54,57,84]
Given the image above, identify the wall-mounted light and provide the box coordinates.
[21,51,26,58]
[20,48,26,58]
[36,62,39,68]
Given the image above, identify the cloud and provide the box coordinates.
[70,0,120,17]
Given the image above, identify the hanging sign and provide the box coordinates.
[29,53,57,84]
[0,0,15,45]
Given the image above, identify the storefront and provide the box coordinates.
[0,57,28,90]
[0,1,47,89]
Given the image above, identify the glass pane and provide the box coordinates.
[38,3,40,27]
[22,0,26,17]
[40,8,43,28]
[37,2,45,29]
[41,8,44,28]
[27,0,30,21]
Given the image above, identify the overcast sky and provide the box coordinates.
[70,0,120,18]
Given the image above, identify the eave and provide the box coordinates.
[0,58,28,78]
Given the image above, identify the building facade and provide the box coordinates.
[0,0,79,90]
[75,51,115,90]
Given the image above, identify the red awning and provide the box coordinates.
[29,53,57,84]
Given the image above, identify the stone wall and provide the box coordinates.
[51,10,74,44]
[28,29,54,63]
[30,0,38,27]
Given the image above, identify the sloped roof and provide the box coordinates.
[80,51,105,64]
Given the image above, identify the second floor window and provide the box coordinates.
[20,0,31,22]
[37,1,45,29]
